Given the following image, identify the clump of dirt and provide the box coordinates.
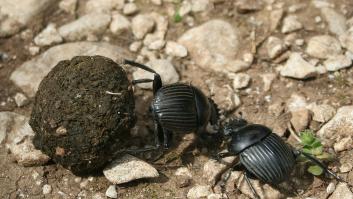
[29,55,136,175]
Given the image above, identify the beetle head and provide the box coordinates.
[223,118,248,137]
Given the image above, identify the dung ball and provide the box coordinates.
[29,55,136,175]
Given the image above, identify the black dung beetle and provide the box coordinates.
[218,118,345,199]
[123,60,219,149]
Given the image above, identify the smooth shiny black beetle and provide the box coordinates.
[123,60,219,149]
[218,118,345,199]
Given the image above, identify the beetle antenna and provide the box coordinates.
[123,59,157,74]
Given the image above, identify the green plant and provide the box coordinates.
[173,10,182,23]
[299,130,334,176]
[173,0,183,23]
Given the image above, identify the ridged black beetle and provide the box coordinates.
[123,60,219,149]
[218,118,345,199]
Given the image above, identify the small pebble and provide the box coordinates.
[340,163,353,173]
[315,16,322,23]
[326,182,336,194]
[42,184,52,195]
[105,185,118,199]
[123,3,138,15]
[13,93,28,107]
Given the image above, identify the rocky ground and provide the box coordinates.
[1,0,353,198]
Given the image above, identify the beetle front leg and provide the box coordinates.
[244,172,261,199]
[297,150,346,183]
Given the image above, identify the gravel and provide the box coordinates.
[110,12,131,35]
[281,15,303,33]
[105,185,118,199]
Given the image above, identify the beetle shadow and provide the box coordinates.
[274,164,315,197]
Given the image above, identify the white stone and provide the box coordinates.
[139,47,157,61]
[266,36,287,59]
[324,55,352,71]
[321,8,347,35]
[243,53,254,64]
[85,0,124,13]
[42,184,52,194]
[261,73,276,92]
[10,42,130,97]
[318,106,353,140]
[175,167,192,178]
[191,0,212,12]
[339,29,353,53]
[109,12,130,35]
[28,46,40,56]
[1,112,49,166]
[165,41,188,57]
[328,183,353,199]
[148,39,165,50]
[207,194,222,199]
[0,0,54,37]
[295,39,304,46]
[281,15,303,33]
[287,93,307,112]
[131,14,155,39]
[132,59,179,89]
[34,23,63,46]
[178,20,241,73]
[308,103,336,123]
[129,41,142,52]
[229,73,251,89]
[151,0,162,6]
[207,81,240,112]
[123,3,138,15]
[326,182,336,194]
[58,13,111,41]
[340,163,353,173]
[142,13,168,46]
[93,193,105,199]
[280,53,317,79]
[315,16,322,23]
[103,154,159,184]
[187,185,212,199]
[105,185,118,198]
[13,93,28,107]
[290,109,311,132]
[59,0,77,14]
[179,0,192,16]
[334,137,353,152]
[306,35,342,59]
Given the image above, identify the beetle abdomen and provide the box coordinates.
[152,84,198,132]
[240,133,296,184]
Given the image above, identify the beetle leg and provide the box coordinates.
[298,150,346,183]
[132,79,154,84]
[162,128,173,149]
[153,121,162,149]
[124,59,163,95]
[244,172,261,199]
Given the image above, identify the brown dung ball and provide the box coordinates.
[30,55,136,175]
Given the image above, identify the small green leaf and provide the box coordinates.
[307,165,324,176]
[310,139,322,148]
[310,145,323,155]
[174,11,182,23]
[316,152,334,161]
[300,130,315,146]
